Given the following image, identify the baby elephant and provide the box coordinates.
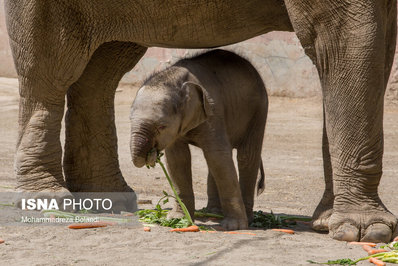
[130,49,268,230]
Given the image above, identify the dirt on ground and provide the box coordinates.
[0,77,397,265]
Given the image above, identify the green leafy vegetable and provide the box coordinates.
[308,242,398,265]
[249,210,310,229]
[307,259,356,265]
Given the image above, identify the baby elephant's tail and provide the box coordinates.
[256,159,265,196]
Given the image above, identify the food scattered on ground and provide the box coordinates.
[349,242,377,247]
[68,222,110,229]
[368,249,389,255]
[309,239,398,265]
[369,257,386,266]
[143,227,151,232]
[271,228,295,234]
[0,238,4,244]
[250,210,311,229]
[170,225,199,232]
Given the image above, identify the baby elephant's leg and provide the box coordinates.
[237,110,267,222]
[165,140,195,219]
[237,150,262,223]
[203,144,248,230]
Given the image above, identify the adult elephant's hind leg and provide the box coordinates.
[64,42,146,210]
[312,108,334,232]
[285,0,397,242]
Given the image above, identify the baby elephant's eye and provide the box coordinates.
[157,125,166,131]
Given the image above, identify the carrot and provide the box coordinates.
[0,238,4,244]
[223,232,256,236]
[369,257,386,266]
[143,227,151,232]
[362,245,373,253]
[348,241,377,247]
[367,249,388,255]
[68,222,109,229]
[170,225,199,232]
[394,236,398,242]
[271,229,295,234]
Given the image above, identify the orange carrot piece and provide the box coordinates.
[271,229,295,234]
[170,225,199,232]
[368,249,388,255]
[394,236,398,242]
[143,227,151,232]
[68,222,109,229]
[349,241,377,247]
[369,257,386,266]
[362,245,373,252]
[223,231,256,236]
[0,238,4,244]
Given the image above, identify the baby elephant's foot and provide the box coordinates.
[221,217,248,230]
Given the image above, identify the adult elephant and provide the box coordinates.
[4,0,397,241]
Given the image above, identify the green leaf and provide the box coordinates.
[307,259,356,265]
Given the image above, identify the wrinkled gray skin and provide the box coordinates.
[130,50,267,230]
[5,0,398,240]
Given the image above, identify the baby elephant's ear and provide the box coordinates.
[181,82,214,117]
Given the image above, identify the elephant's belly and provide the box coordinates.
[97,0,293,48]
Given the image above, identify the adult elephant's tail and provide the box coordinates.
[256,159,265,196]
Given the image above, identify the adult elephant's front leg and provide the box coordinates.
[5,1,91,197]
[312,107,334,232]
[285,0,397,242]
[64,42,146,197]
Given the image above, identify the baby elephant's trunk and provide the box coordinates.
[130,124,156,168]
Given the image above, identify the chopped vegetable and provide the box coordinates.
[68,222,109,229]
[369,257,386,266]
[348,241,377,247]
[309,239,398,265]
[250,210,310,229]
[307,258,356,265]
[368,249,388,255]
[271,228,295,234]
[362,245,372,253]
[170,225,199,232]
